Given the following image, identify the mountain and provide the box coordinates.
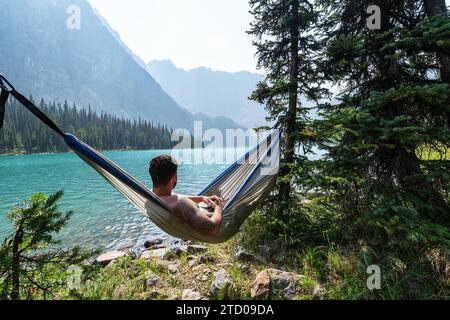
[0,0,241,131]
[147,60,268,129]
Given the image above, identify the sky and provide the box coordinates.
[87,0,258,73]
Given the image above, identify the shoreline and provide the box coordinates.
[0,147,173,157]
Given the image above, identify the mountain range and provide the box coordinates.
[147,60,267,129]
[0,0,241,132]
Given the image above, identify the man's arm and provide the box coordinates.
[183,196,205,204]
[174,197,223,237]
[181,195,222,204]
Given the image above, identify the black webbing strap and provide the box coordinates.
[0,74,65,138]
[0,88,8,129]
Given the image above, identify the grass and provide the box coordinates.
[235,205,449,300]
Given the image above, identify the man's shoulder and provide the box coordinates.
[159,194,180,207]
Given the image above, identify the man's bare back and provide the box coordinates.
[159,194,224,236]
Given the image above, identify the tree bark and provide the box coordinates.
[279,0,300,201]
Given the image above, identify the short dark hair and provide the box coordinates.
[149,155,178,187]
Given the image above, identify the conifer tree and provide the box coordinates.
[314,0,450,238]
[248,0,324,201]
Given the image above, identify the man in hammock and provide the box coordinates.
[149,155,224,236]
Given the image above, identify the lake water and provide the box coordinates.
[0,150,235,252]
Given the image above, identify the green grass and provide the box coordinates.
[236,204,449,300]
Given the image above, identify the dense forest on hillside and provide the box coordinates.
[0,98,175,154]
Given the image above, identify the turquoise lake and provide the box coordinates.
[0,150,237,251]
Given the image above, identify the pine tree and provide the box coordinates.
[248,0,325,201]
[314,0,450,241]
[0,192,91,300]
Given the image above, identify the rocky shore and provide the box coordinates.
[85,239,322,300]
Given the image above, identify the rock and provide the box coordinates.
[187,256,199,267]
[199,253,215,264]
[144,238,164,249]
[168,261,180,273]
[186,245,208,255]
[182,289,202,300]
[210,269,234,299]
[95,251,127,267]
[234,246,260,263]
[312,284,325,299]
[144,273,162,290]
[140,248,168,260]
[163,246,187,261]
[250,269,305,300]
[250,270,271,300]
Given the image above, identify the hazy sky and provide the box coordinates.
[86,0,450,73]
[87,0,257,73]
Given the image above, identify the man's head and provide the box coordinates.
[149,155,178,190]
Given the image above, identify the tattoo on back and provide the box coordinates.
[175,198,215,234]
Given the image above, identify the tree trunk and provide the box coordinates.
[279,0,300,201]
[397,149,450,222]
[11,227,24,300]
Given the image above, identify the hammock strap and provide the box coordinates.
[0,90,8,130]
[0,74,65,137]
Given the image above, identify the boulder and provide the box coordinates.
[250,269,305,300]
[209,269,234,299]
[182,289,202,300]
[250,270,271,300]
[95,251,127,267]
[186,245,208,255]
[140,248,168,260]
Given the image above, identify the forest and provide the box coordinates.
[0,98,175,154]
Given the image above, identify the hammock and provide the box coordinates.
[0,75,280,243]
